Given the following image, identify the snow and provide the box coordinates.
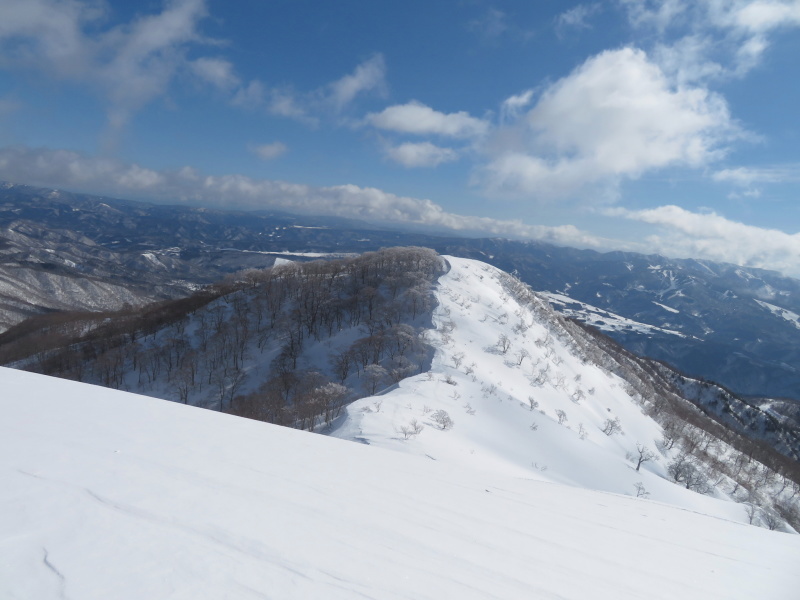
[543,292,686,338]
[333,258,745,518]
[2,366,799,599]
[653,301,680,314]
[220,249,358,258]
[755,299,800,330]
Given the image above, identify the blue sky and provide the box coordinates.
[1,1,800,276]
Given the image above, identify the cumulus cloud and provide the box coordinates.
[611,204,800,277]
[383,142,459,168]
[478,47,740,200]
[251,142,287,161]
[366,101,489,139]
[0,144,606,249]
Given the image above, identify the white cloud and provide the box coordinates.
[500,89,534,123]
[713,165,793,185]
[717,0,800,34]
[478,47,739,200]
[0,144,605,249]
[467,8,508,39]
[251,142,287,161]
[328,54,386,111]
[556,3,602,31]
[620,0,688,31]
[611,204,800,277]
[229,55,386,126]
[622,1,800,78]
[0,0,210,132]
[190,57,239,91]
[384,142,458,168]
[712,164,800,197]
[652,36,725,84]
[366,101,489,139]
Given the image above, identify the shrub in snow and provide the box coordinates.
[399,419,424,439]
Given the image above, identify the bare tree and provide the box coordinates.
[630,443,657,471]
[601,417,622,436]
[431,409,454,430]
[399,418,424,439]
[497,334,511,355]
[514,348,530,366]
[363,363,388,395]
[556,409,568,425]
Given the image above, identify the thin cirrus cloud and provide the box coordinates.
[477,47,740,201]
[230,54,387,125]
[0,0,210,133]
[610,204,800,277]
[251,142,288,161]
[621,0,800,78]
[555,3,602,33]
[0,0,386,134]
[0,145,604,249]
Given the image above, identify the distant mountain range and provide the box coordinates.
[2,181,800,406]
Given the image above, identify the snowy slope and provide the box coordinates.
[756,299,800,330]
[2,366,799,600]
[332,257,774,522]
[543,291,687,338]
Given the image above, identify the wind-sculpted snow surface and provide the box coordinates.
[2,366,799,599]
[333,257,797,525]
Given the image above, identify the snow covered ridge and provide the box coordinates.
[334,257,800,532]
[2,366,800,600]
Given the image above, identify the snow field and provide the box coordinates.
[2,366,800,599]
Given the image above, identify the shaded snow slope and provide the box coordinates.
[332,257,775,523]
[2,366,799,599]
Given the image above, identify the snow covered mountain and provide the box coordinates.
[7,249,799,534]
[3,366,800,599]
